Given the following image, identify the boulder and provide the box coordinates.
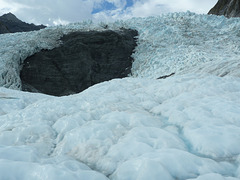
[208,0,240,17]
[20,29,138,96]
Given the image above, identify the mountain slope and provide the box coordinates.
[0,13,46,34]
[0,12,240,180]
[208,0,240,17]
[0,22,10,33]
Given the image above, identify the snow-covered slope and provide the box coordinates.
[0,12,240,179]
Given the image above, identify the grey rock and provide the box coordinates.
[208,0,240,17]
[0,12,46,34]
[0,22,10,34]
[20,29,138,96]
[157,73,175,79]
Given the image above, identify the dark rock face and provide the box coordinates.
[0,22,10,34]
[20,29,138,96]
[157,73,175,79]
[208,0,240,17]
[0,13,46,34]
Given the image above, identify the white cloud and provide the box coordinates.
[0,0,218,26]
[93,0,217,21]
[52,18,70,26]
[0,0,95,25]
[129,0,171,17]
[166,0,218,13]
[0,0,29,14]
[106,0,127,8]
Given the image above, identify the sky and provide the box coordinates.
[0,0,218,26]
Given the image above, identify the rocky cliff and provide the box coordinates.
[0,13,46,34]
[208,0,240,17]
[20,29,138,96]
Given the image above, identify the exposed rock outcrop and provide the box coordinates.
[0,13,46,34]
[20,29,138,96]
[0,22,9,34]
[208,0,240,17]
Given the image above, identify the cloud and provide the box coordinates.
[105,0,127,8]
[165,0,218,13]
[129,0,171,17]
[92,0,217,22]
[0,0,218,26]
[0,0,95,25]
[0,0,29,14]
[93,0,217,19]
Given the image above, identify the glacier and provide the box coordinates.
[0,12,240,179]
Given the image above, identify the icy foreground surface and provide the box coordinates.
[0,12,240,179]
[1,75,240,179]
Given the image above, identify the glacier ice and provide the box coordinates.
[1,12,240,89]
[0,75,240,179]
[0,12,240,179]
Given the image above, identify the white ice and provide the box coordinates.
[0,12,240,179]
